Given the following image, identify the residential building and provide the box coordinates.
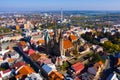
[68,62,84,77]
[48,71,64,80]
[41,64,56,76]
[100,38,108,43]
[25,73,43,80]
[15,65,35,80]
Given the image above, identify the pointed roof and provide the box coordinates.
[44,31,51,43]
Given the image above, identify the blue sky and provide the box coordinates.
[0,0,120,11]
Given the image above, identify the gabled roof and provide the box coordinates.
[16,65,34,79]
[37,39,44,44]
[63,40,73,49]
[70,35,77,41]
[12,61,27,69]
[42,64,56,74]
[97,61,103,65]
[37,58,52,64]
[30,53,48,61]
[8,58,14,63]
[19,41,26,46]
[49,71,64,80]
[28,49,35,56]
[3,69,11,74]
[72,62,84,74]
[87,67,96,75]
[30,53,41,61]
[16,74,23,79]
[93,61,103,71]
[18,65,34,75]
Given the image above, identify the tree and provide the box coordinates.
[60,61,70,71]
[92,53,103,62]
[103,41,113,49]
[0,27,11,33]
[103,41,120,54]
[113,44,120,51]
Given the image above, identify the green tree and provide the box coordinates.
[0,27,11,33]
[60,61,70,71]
[103,41,113,49]
[113,44,120,51]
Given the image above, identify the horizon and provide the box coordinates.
[0,0,120,11]
[1,9,120,12]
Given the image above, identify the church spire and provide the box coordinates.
[61,8,63,23]
[44,31,51,54]
[59,30,64,56]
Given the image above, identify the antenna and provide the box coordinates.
[61,8,63,23]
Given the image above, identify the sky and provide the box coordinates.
[0,0,120,11]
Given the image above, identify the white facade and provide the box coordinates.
[25,73,43,80]
[107,73,119,80]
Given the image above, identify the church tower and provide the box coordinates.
[59,30,65,56]
[44,31,51,54]
[61,8,63,23]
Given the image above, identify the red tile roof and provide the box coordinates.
[15,74,23,79]
[70,35,77,41]
[37,39,44,44]
[28,49,35,56]
[94,61,103,71]
[3,69,11,74]
[63,40,73,49]
[74,77,81,80]
[30,53,48,59]
[12,61,27,69]
[72,62,84,75]
[16,65,34,79]
[30,53,41,61]
[19,41,26,46]
[48,71,64,80]
[18,65,34,75]
[38,58,52,64]
[8,58,14,63]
